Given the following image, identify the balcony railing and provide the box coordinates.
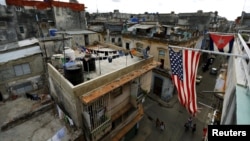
[91,119,112,141]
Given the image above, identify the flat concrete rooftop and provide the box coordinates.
[0,97,81,141]
[52,45,144,83]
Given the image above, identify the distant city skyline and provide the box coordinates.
[1,0,249,21]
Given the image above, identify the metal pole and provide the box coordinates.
[63,32,66,65]
[98,45,101,75]
[201,91,225,94]
[87,60,90,80]
[168,45,248,59]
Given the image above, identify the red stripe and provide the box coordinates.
[183,50,200,116]
[172,76,185,106]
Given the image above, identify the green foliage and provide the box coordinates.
[241,34,249,42]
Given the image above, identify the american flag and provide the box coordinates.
[169,48,201,116]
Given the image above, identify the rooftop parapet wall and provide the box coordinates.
[47,63,74,95]
[74,56,156,97]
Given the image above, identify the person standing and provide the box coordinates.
[0,91,3,102]
[156,118,160,128]
[192,123,196,133]
[188,117,193,128]
[160,121,165,131]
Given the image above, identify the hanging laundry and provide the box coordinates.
[57,105,64,119]
[57,127,66,139]
[80,46,86,52]
[131,48,137,55]
[108,57,112,63]
[105,52,108,56]
[66,116,74,126]
[118,50,124,56]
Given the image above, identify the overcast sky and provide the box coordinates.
[1,0,250,21]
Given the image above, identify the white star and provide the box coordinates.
[217,38,224,45]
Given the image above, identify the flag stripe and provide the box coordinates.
[169,48,200,116]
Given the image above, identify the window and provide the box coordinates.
[112,38,115,43]
[111,86,122,98]
[126,42,130,50]
[158,50,165,56]
[13,82,33,95]
[0,21,7,29]
[158,49,165,69]
[112,116,122,129]
[136,46,143,53]
[14,63,31,76]
[40,23,47,28]
[19,26,24,33]
[15,7,22,12]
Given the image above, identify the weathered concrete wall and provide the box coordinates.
[152,72,174,101]
[70,33,100,47]
[140,71,153,93]
[48,63,82,128]
[0,54,44,96]
[0,5,18,44]
[109,84,131,116]
[15,8,54,39]
[53,7,87,30]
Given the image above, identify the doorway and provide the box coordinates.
[153,76,163,97]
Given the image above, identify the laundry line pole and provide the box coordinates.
[168,45,249,59]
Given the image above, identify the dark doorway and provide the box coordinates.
[84,34,89,46]
[153,76,163,96]
[160,59,164,69]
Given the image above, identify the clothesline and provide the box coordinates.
[168,45,249,59]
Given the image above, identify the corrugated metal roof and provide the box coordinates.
[18,38,39,47]
[127,24,155,31]
[0,46,42,64]
[56,30,97,35]
[162,25,174,28]
[0,38,39,52]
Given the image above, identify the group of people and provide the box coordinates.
[155,116,197,133]
[156,118,165,132]
[184,117,196,133]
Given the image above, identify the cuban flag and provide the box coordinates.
[209,33,234,53]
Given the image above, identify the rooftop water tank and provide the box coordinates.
[51,54,63,69]
[64,47,76,61]
[64,65,83,85]
[49,28,57,36]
